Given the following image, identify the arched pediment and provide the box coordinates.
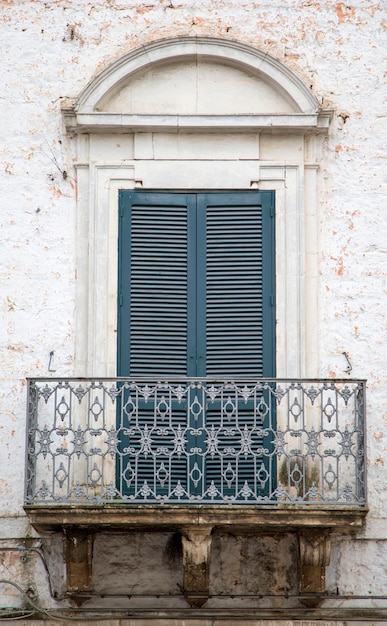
[97,59,299,116]
[65,37,331,132]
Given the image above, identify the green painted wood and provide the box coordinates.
[199,192,274,377]
[117,190,275,500]
[118,190,275,378]
[118,192,196,376]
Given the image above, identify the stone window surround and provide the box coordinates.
[63,36,332,380]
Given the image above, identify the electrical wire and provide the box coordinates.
[0,546,58,599]
[0,613,35,621]
[0,580,62,622]
[3,570,387,622]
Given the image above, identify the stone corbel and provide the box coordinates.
[181,525,212,608]
[63,529,94,605]
[298,528,331,607]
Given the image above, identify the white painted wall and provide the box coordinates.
[0,0,386,621]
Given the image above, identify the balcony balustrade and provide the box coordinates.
[25,378,366,508]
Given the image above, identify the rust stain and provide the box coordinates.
[136,5,155,14]
[335,2,355,23]
[48,185,63,198]
[191,16,206,26]
[338,112,350,124]
[331,256,344,276]
[346,209,360,230]
[5,297,16,312]
[363,4,380,17]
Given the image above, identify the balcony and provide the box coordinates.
[24,377,367,605]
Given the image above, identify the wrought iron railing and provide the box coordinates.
[25,378,366,506]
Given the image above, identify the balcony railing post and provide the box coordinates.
[24,379,38,504]
[356,380,367,503]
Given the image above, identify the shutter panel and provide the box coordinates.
[118,191,274,378]
[118,192,196,377]
[199,193,275,500]
[201,193,272,377]
[118,192,196,499]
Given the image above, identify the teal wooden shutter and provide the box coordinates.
[118,191,196,376]
[197,192,275,498]
[118,190,275,378]
[117,190,275,502]
[198,192,275,377]
[117,192,196,499]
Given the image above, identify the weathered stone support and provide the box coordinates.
[298,528,331,607]
[181,525,212,607]
[63,529,94,605]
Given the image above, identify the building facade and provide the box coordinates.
[0,1,386,624]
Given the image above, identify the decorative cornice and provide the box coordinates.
[63,111,333,134]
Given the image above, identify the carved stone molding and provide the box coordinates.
[181,525,213,607]
[298,528,331,607]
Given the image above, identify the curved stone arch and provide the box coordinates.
[75,36,320,115]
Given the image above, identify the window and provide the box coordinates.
[117,190,275,377]
[116,190,276,501]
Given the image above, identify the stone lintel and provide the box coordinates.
[63,111,332,134]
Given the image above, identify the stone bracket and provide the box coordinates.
[63,529,94,605]
[24,507,366,608]
[298,528,331,607]
[181,525,212,608]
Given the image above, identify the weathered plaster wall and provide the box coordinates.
[0,0,386,620]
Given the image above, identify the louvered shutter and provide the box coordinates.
[118,192,197,376]
[199,192,274,377]
[118,191,274,378]
[118,190,275,501]
[198,193,275,499]
[117,192,195,499]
